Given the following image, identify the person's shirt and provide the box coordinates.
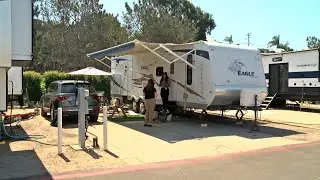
[143,86,156,99]
[160,79,170,88]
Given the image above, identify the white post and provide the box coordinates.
[103,106,108,150]
[57,107,62,154]
[78,88,86,148]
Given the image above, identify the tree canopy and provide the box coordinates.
[306,36,320,49]
[123,0,216,43]
[268,35,294,51]
[224,35,233,44]
[31,0,128,72]
[31,0,216,72]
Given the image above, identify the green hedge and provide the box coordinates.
[23,71,110,102]
[23,71,45,102]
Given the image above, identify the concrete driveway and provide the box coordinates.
[88,115,305,165]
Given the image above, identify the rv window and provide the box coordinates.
[170,63,175,74]
[156,66,163,76]
[187,55,193,85]
[196,50,210,60]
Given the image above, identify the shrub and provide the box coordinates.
[23,71,44,102]
[42,71,69,88]
[23,71,111,102]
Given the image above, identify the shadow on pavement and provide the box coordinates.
[0,124,52,180]
[43,116,102,129]
[114,112,304,143]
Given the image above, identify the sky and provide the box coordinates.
[100,0,320,50]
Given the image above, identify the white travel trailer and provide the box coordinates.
[87,39,268,113]
[261,48,320,103]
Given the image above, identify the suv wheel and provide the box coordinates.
[50,106,57,126]
[41,103,47,117]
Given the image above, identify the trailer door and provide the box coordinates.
[111,74,122,97]
[269,63,289,94]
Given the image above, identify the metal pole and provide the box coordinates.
[103,106,108,150]
[78,88,86,148]
[57,107,62,154]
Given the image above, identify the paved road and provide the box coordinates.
[57,142,320,180]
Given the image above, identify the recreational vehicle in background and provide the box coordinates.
[261,48,320,106]
[87,39,268,114]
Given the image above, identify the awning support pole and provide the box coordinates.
[139,43,172,64]
[94,58,111,69]
[160,44,196,69]
[170,48,196,64]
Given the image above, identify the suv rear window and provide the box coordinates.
[61,83,96,93]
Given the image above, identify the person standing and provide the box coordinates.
[143,79,157,127]
[160,72,170,111]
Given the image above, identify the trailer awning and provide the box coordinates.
[86,39,199,69]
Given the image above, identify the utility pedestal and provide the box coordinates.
[70,87,93,150]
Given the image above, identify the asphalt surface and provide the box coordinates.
[64,142,320,180]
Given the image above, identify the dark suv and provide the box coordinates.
[40,80,100,124]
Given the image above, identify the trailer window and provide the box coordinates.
[170,63,175,74]
[187,55,193,85]
[156,66,163,77]
[196,50,210,60]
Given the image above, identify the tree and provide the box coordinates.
[224,35,233,44]
[123,4,197,43]
[268,35,280,47]
[268,35,293,51]
[306,36,320,49]
[31,0,128,72]
[123,0,216,42]
[278,42,294,52]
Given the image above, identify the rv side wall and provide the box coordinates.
[0,0,12,68]
[8,66,23,96]
[0,69,7,111]
[211,46,266,87]
[110,56,133,99]
[262,50,320,88]
[208,45,267,107]
[11,0,33,66]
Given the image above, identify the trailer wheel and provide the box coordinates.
[132,100,139,113]
[139,100,146,115]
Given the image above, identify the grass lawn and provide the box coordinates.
[99,114,145,122]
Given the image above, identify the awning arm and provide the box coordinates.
[159,44,196,69]
[94,58,111,69]
[139,43,172,64]
[170,48,196,64]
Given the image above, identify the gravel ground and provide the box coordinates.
[3,115,127,178]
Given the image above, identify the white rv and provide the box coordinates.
[261,48,320,102]
[87,39,268,113]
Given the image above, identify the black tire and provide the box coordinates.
[50,105,57,126]
[132,100,139,113]
[41,103,47,117]
[90,115,99,122]
[139,100,146,115]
